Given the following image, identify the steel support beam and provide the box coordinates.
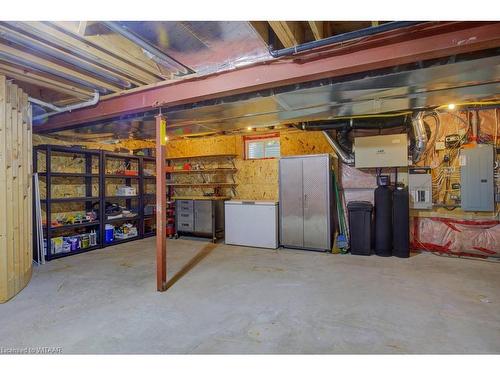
[155,114,167,291]
[39,22,500,133]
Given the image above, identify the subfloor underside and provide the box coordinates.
[1,237,499,354]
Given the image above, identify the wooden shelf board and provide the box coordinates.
[42,197,100,203]
[48,221,100,230]
[167,168,237,174]
[105,216,140,223]
[166,154,237,161]
[171,196,231,201]
[105,174,140,179]
[39,172,99,178]
[105,195,139,199]
[166,183,237,188]
[48,245,101,260]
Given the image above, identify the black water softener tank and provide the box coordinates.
[393,187,410,258]
[374,177,393,257]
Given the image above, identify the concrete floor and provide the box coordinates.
[0,237,499,354]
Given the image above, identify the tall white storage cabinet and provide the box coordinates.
[279,154,334,251]
[224,201,279,249]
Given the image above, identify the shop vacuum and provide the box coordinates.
[374,175,393,257]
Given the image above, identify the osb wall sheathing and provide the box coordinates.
[32,133,155,152]
[166,134,238,158]
[165,130,334,201]
[0,76,33,303]
[280,130,333,156]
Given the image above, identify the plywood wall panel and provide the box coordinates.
[281,130,333,156]
[162,129,330,201]
[166,134,238,157]
[0,76,33,303]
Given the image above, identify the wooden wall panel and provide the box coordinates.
[0,75,33,303]
[32,134,155,152]
[166,134,238,157]
[164,130,333,201]
[281,130,333,156]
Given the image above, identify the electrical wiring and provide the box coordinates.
[435,101,500,111]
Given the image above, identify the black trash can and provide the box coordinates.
[347,201,373,255]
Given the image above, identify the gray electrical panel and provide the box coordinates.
[460,144,494,211]
[409,167,433,209]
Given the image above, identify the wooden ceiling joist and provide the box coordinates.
[0,24,136,90]
[0,42,123,92]
[5,21,161,85]
[52,22,168,80]
[77,21,88,36]
[308,21,324,40]
[0,63,93,100]
[268,21,305,48]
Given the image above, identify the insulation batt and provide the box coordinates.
[411,217,500,257]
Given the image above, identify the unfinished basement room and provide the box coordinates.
[1,1,500,367]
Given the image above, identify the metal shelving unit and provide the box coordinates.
[33,147,239,260]
[33,145,160,261]
[102,152,143,248]
[141,156,158,237]
[33,145,102,261]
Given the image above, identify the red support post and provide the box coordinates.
[155,114,167,291]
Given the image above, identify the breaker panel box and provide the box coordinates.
[354,134,408,168]
[409,167,432,209]
[460,144,494,212]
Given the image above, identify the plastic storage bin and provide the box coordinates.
[105,224,115,244]
[347,201,373,255]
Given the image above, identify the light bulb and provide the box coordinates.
[447,103,456,110]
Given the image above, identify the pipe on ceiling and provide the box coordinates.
[312,112,429,165]
[30,91,100,122]
[102,21,194,76]
[322,130,355,165]
[299,116,410,131]
[270,21,423,58]
[0,27,132,89]
[0,50,110,94]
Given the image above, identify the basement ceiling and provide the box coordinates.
[47,52,500,141]
[0,21,381,106]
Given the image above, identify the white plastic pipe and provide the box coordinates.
[29,91,99,122]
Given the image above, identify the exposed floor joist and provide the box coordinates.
[3,21,161,85]
[308,21,324,40]
[0,63,93,100]
[0,42,122,93]
[268,21,305,48]
[39,22,500,132]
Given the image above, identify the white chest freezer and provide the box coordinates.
[224,200,279,249]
